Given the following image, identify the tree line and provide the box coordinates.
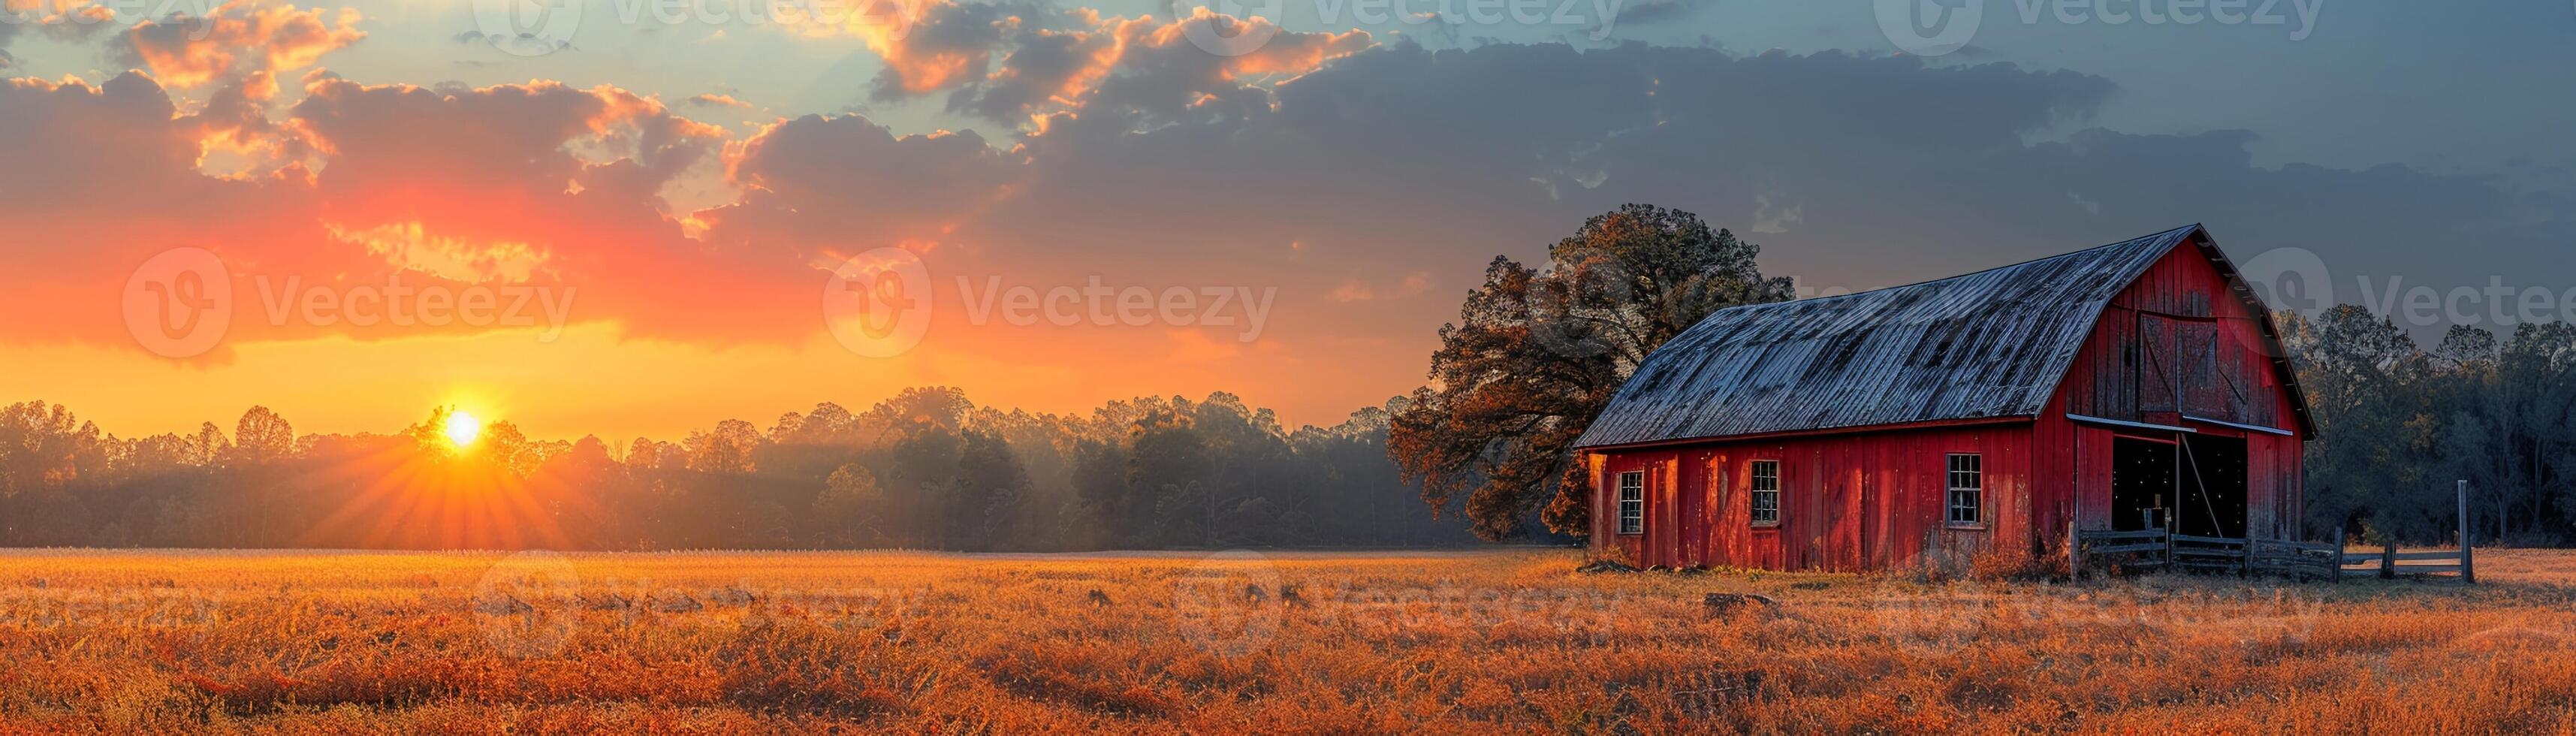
[7,205,2570,550]
[0,390,1478,550]
[2281,306,2576,544]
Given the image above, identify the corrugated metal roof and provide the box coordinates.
[1573,225,2206,449]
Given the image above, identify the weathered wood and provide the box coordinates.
[2391,550,2466,561]
[2393,564,2465,575]
[2088,542,2170,555]
[2068,520,2083,581]
[2460,480,2476,584]
[2080,529,2170,541]
[2381,543,2396,580]
[2170,534,2247,545]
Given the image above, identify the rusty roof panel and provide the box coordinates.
[1573,225,2205,449]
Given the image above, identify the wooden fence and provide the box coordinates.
[2067,525,2345,581]
[2066,480,2479,584]
[2337,544,2475,582]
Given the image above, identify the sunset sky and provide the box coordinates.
[4,0,2572,442]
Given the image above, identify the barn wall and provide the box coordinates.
[1591,422,2035,572]
[2047,240,2312,539]
[2064,243,2298,431]
[1590,234,2321,569]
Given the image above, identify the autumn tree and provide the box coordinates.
[1390,204,1792,540]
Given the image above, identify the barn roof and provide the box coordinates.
[1573,224,2307,449]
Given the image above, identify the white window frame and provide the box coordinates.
[1615,471,1645,535]
[1947,453,1983,527]
[1748,460,1781,527]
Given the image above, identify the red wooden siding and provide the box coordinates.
[1594,424,2033,571]
[1589,237,2309,571]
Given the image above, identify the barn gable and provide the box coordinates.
[1573,225,2309,450]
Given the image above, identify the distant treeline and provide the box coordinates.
[2283,307,2576,545]
[0,389,1481,550]
[6,304,2570,550]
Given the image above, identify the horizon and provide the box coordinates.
[7,2,2574,442]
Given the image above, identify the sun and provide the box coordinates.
[445,410,483,448]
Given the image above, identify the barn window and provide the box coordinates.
[1947,454,1983,526]
[1749,460,1780,526]
[1616,472,1645,535]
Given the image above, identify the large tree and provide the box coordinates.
[1390,204,1793,540]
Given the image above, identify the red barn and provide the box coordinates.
[1571,225,2315,571]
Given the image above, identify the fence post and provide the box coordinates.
[2380,541,2395,580]
[2460,480,2475,584]
[2067,520,2082,581]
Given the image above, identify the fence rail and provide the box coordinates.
[2065,480,2479,584]
[2066,523,2456,583]
[2337,544,2474,581]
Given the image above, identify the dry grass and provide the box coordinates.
[2,548,2574,733]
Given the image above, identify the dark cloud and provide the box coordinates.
[0,5,2557,414]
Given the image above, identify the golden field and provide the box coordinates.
[2,548,2574,734]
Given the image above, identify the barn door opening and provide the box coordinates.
[2110,436,2176,532]
[2179,435,2249,538]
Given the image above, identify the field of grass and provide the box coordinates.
[3,547,2574,733]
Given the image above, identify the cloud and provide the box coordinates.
[0,8,2561,423]
[110,0,364,88]
[686,93,753,109]
[850,1,1369,126]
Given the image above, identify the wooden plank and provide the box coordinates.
[2088,542,2170,555]
[2170,534,2246,545]
[2079,529,2169,541]
[2393,564,2464,574]
[2392,550,2464,561]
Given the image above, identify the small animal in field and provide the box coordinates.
[1087,589,1112,607]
